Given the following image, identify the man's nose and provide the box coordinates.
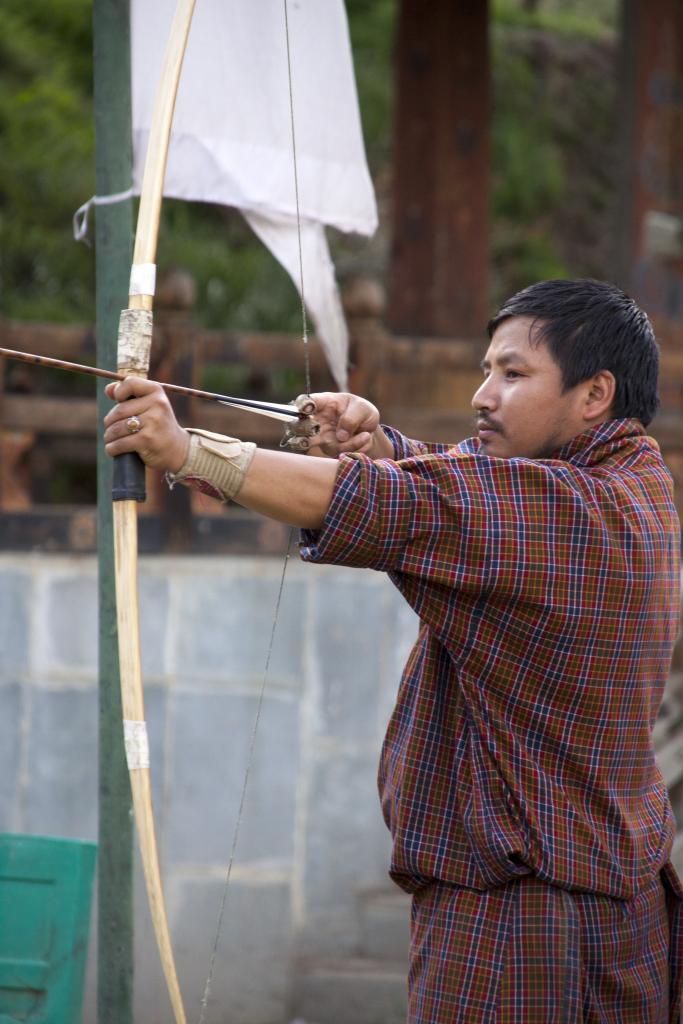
[472,377,497,412]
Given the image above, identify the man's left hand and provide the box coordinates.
[103,378,190,473]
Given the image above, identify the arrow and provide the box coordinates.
[0,345,317,424]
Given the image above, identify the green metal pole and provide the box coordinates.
[93,1,134,1021]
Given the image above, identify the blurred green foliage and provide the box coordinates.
[490,12,618,302]
[0,0,95,321]
[0,0,618,327]
[493,50,566,223]
[493,0,617,40]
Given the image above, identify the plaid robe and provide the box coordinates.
[408,867,681,1023]
[301,418,682,1020]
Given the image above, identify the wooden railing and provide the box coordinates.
[2,272,683,552]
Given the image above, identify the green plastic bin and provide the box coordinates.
[0,834,97,1023]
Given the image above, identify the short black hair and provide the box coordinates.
[487,279,659,426]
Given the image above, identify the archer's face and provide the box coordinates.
[472,317,590,460]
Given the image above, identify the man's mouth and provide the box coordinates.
[476,419,502,440]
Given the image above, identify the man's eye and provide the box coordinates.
[505,370,521,380]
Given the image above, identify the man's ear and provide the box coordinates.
[583,370,616,423]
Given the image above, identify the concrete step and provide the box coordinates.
[358,888,411,962]
[292,957,407,1024]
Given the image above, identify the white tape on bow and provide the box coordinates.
[129,263,157,298]
[73,187,136,243]
[123,719,151,770]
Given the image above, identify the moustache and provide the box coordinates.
[476,416,504,435]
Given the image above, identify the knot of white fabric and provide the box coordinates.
[73,187,135,243]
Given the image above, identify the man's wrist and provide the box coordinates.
[166,428,257,503]
[168,428,191,474]
[369,428,395,460]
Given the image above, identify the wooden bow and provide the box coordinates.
[112,2,196,1021]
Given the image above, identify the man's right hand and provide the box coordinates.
[308,392,394,460]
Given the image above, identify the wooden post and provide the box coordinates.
[616,0,683,356]
[93,1,134,1020]
[388,0,490,338]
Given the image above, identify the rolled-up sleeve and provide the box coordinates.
[300,444,637,607]
[301,454,422,571]
[300,434,472,572]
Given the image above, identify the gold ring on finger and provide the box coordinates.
[126,415,142,434]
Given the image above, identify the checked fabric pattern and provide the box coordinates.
[408,870,673,1023]
[301,419,680,899]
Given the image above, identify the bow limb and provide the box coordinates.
[113,3,196,1022]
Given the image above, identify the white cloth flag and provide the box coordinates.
[131,0,378,389]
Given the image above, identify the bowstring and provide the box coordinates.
[197,535,294,1023]
[283,0,311,396]
[196,3,310,1018]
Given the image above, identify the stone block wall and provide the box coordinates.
[0,553,417,1024]
[2,552,681,1024]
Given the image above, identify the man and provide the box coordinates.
[105,278,682,1022]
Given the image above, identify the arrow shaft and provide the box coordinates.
[0,346,302,421]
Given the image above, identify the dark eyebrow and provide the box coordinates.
[480,351,532,371]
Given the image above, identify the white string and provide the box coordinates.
[72,186,135,243]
